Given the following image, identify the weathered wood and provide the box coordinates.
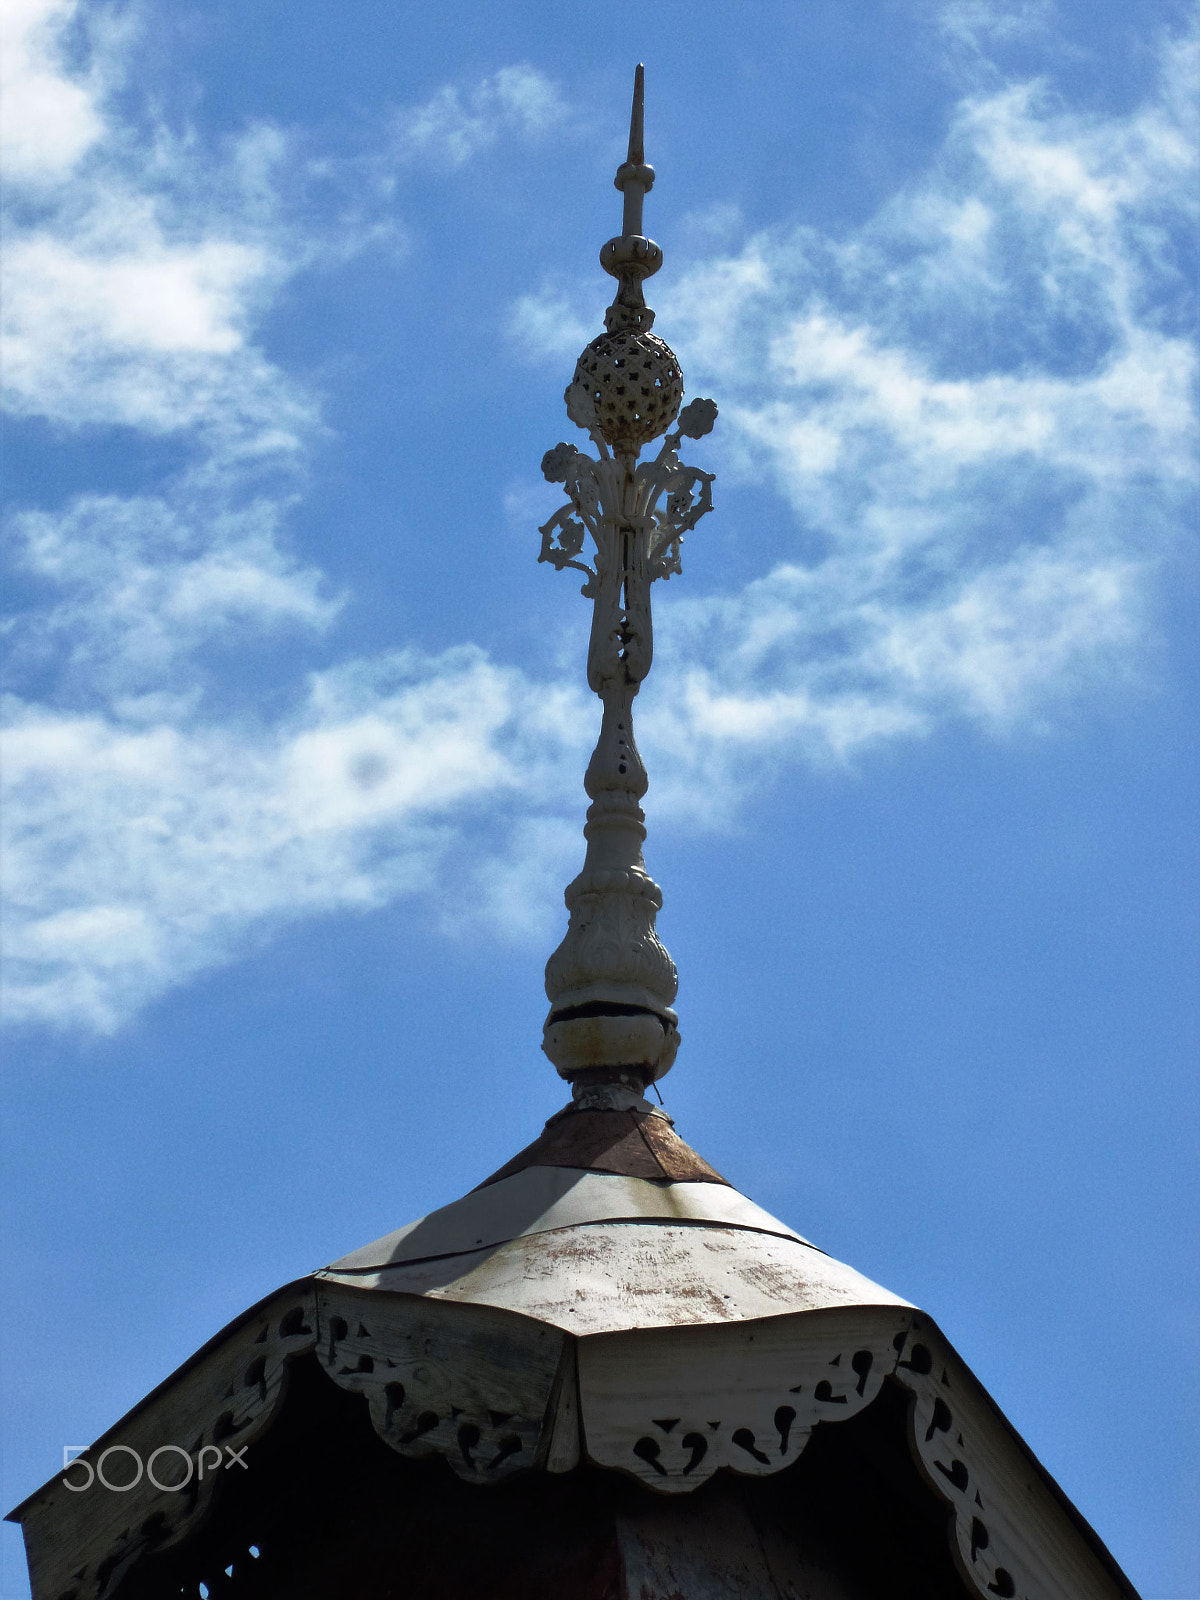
[543,1335,583,1473]
[12,1286,569,1597]
[313,1285,566,1484]
[14,1286,317,1600]
[895,1315,1138,1600]
[110,1364,631,1600]
[578,1306,1139,1600]
[109,1368,975,1598]
[579,1306,912,1492]
[11,1290,1140,1600]
[617,1484,857,1600]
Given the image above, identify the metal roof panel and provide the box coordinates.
[324,1167,811,1273]
[318,1219,909,1335]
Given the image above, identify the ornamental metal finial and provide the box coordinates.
[538,66,718,1106]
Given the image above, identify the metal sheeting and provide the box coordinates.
[317,1220,910,1335]
[325,1167,810,1272]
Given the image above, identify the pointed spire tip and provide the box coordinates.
[628,63,645,165]
[602,61,660,311]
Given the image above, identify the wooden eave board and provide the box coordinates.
[8,1289,1141,1600]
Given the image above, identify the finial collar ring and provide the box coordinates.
[600,235,663,280]
[615,160,655,193]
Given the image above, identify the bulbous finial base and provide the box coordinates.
[542,691,680,1090]
[542,1011,680,1089]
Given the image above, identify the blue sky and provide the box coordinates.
[1,0,1196,1593]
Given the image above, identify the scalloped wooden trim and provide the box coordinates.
[313,1285,567,1484]
[577,1304,908,1491]
[577,1309,1136,1600]
[13,1297,1135,1600]
[15,1290,317,1600]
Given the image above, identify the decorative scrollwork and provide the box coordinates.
[537,508,596,592]
[538,418,716,600]
[315,1288,566,1486]
[537,389,717,1083]
[538,443,601,593]
[535,68,718,1088]
[576,1309,1128,1600]
[895,1320,1034,1600]
[642,441,715,584]
[14,1292,319,1600]
[578,1309,905,1497]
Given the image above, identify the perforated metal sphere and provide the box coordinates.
[573,329,683,453]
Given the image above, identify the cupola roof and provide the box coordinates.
[7,66,1142,1600]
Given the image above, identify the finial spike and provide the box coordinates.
[609,63,657,295]
[536,70,719,1102]
[628,64,645,167]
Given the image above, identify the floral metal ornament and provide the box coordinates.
[538,66,718,1099]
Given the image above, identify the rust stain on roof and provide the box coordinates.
[475,1109,729,1189]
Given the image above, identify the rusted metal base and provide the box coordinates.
[475,1105,728,1188]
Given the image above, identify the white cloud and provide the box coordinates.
[676,201,745,255]
[392,64,566,169]
[938,0,1056,59]
[0,144,310,437]
[7,487,340,699]
[0,0,105,183]
[0,10,585,1029]
[508,288,593,366]
[2,7,1196,1032]
[2,652,589,1032]
[0,0,315,461]
[440,816,583,947]
[13,232,261,354]
[629,24,1197,796]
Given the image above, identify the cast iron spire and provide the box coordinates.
[537,64,718,1106]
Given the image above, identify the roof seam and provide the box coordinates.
[319,1216,823,1274]
[631,1110,673,1178]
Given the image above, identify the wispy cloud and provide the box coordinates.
[391,64,567,168]
[508,287,593,366]
[2,3,1196,1031]
[2,651,587,1031]
[0,0,106,183]
[0,5,305,441]
[631,23,1197,797]
[7,489,340,704]
[938,0,1057,61]
[1,3,583,1030]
